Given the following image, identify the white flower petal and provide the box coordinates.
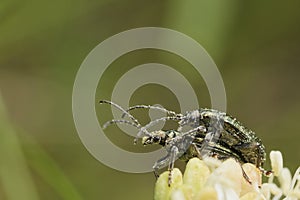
[206,158,242,196]
[270,151,283,176]
[170,189,186,200]
[290,167,300,191]
[278,167,292,195]
[154,150,300,200]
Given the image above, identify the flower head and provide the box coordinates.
[154,151,300,200]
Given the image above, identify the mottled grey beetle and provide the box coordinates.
[100,100,272,186]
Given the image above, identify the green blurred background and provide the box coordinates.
[1,1,300,199]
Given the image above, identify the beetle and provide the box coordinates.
[100,100,272,186]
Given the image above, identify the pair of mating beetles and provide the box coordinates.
[100,100,272,186]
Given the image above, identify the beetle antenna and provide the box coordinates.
[103,119,140,130]
[121,105,180,118]
[100,100,154,143]
[99,100,140,126]
[102,119,152,144]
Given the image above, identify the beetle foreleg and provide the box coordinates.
[136,116,181,139]
[153,154,170,178]
[168,146,179,186]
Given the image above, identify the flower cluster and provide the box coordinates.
[154,151,300,200]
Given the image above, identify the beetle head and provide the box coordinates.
[142,130,178,146]
[142,130,166,146]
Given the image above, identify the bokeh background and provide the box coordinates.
[1,1,300,200]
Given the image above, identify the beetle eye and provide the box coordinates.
[153,136,160,142]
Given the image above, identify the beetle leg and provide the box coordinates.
[136,116,181,139]
[257,151,273,177]
[191,143,202,159]
[259,167,273,177]
[167,146,179,186]
[153,154,171,179]
[241,164,252,185]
